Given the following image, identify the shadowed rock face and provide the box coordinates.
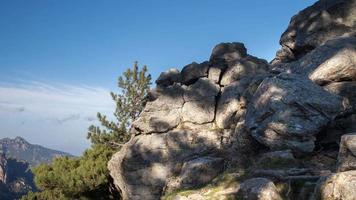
[246,73,344,153]
[108,0,356,199]
[273,0,356,64]
[0,154,36,200]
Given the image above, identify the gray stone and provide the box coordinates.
[210,42,247,64]
[208,66,222,84]
[108,130,224,200]
[181,78,219,124]
[337,133,356,172]
[216,76,265,129]
[220,55,269,86]
[273,0,356,64]
[131,84,184,134]
[238,178,282,200]
[246,73,344,153]
[257,150,297,169]
[180,62,209,85]
[273,37,356,86]
[315,170,356,200]
[165,156,224,192]
[156,68,181,87]
[325,81,356,110]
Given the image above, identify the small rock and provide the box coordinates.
[156,68,181,87]
[237,178,282,200]
[337,133,356,172]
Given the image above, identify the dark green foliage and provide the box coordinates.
[88,61,151,148]
[22,62,151,199]
[21,145,115,200]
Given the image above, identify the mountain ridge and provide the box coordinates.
[0,136,72,166]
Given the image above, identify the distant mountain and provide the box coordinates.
[0,153,36,200]
[0,137,72,166]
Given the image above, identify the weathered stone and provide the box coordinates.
[210,42,247,64]
[246,73,344,153]
[165,156,224,192]
[257,150,297,169]
[273,0,356,64]
[180,62,209,85]
[181,99,216,124]
[237,178,282,200]
[216,81,249,129]
[208,67,222,84]
[131,84,184,134]
[216,76,265,129]
[220,55,269,86]
[183,78,220,102]
[181,78,219,124]
[273,37,356,85]
[108,130,224,200]
[325,81,356,109]
[156,68,181,87]
[309,40,356,85]
[337,133,356,172]
[316,170,356,200]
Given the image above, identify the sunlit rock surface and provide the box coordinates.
[108,0,356,199]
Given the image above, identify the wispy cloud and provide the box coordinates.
[0,80,115,154]
[0,80,114,122]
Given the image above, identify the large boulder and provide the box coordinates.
[316,170,356,200]
[273,0,356,64]
[108,129,226,200]
[246,73,344,153]
[156,68,181,87]
[274,37,356,85]
[180,62,209,85]
[210,42,247,65]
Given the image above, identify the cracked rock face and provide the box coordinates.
[273,0,356,64]
[109,1,356,199]
[246,73,344,153]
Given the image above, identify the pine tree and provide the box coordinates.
[87,61,151,148]
[22,62,151,200]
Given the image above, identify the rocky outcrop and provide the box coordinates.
[108,0,356,199]
[273,0,356,64]
[246,73,344,153]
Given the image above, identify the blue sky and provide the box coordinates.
[0,0,317,155]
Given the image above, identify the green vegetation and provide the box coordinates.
[22,62,151,200]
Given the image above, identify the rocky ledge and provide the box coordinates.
[108,0,356,199]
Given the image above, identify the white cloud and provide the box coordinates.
[0,80,115,155]
[0,81,114,120]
